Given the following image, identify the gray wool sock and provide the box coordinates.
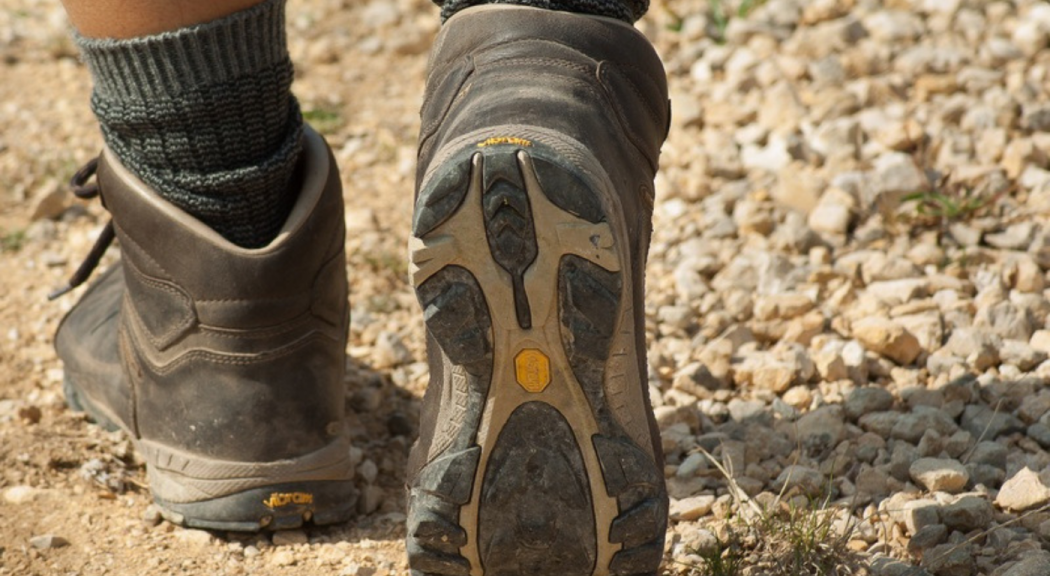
[75,0,301,249]
[435,0,647,23]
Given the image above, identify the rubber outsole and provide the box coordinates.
[152,480,357,532]
[64,376,357,532]
[408,132,666,576]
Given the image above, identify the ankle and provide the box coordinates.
[75,0,302,248]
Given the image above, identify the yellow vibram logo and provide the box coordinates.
[262,492,314,509]
[515,349,551,393]
[477,136,533,148]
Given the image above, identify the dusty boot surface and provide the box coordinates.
[407,6,670,575]
[55,127,356,531]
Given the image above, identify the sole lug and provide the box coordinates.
[408,539,473,576]
[478,401,596,575]
[417,267,493,372]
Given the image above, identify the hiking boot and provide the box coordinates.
[406,6,670,575]
[55,127,356,531]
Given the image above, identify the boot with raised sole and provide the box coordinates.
[55,127,356,531]
[406,6,671,575]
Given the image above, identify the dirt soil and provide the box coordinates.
[7,0,1050,575]
[1,0,433,574]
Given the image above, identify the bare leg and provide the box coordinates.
[62,0,265,38]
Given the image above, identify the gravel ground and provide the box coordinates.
[4,0,1050,575]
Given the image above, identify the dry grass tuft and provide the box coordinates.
[678,448,870,576]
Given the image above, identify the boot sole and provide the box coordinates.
[64,376,357,532]
[408,128,666,575]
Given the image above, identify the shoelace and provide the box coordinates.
[47,158,115,300]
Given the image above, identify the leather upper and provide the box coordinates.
[419,6,669,180]
[412,6,671,473]
[56,127,349,462]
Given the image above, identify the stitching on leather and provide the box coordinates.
[117,322,140,436]
[421,40,594,146]
[124,293,320,344]
[139,435,350,478]
[312,248,346,286]
[117,225,197,350]
[475,56,591,76]
[133,330,338,376]
[198,314,314,340]
[598,64,660,173]
[194,296,304,303]
[189,251,340,305]
[480,37,594,63]
[420,55,472,118]
[310,249,349,327]
[115,223,175,280]
[122,259,196,349]
[469,69,606,103]
[420,56,475,145]
[156,332,336,374]
[616,59,668,102]
[123,291,181,352]
[601,63,661,127]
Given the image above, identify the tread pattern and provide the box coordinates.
[417,266,493,374]
[559,255,624,432]
[409,448,481,576]
[532,156,604,223]
[593,435,668,574]
[561,253,667,575]
[481,152,538,329]
[410,266,492,575]
[415,161,471,237]
[409,141,665,576]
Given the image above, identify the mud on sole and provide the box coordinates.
[408,129,666,576]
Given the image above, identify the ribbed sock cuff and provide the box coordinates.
[74,0,289,102]
[435,0,648,23]
[74,0,303,248]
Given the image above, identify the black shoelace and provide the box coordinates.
[47,158,115,300]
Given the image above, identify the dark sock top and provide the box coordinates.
[75,0,302,248]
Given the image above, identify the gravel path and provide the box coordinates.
[4,0,1050,575]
